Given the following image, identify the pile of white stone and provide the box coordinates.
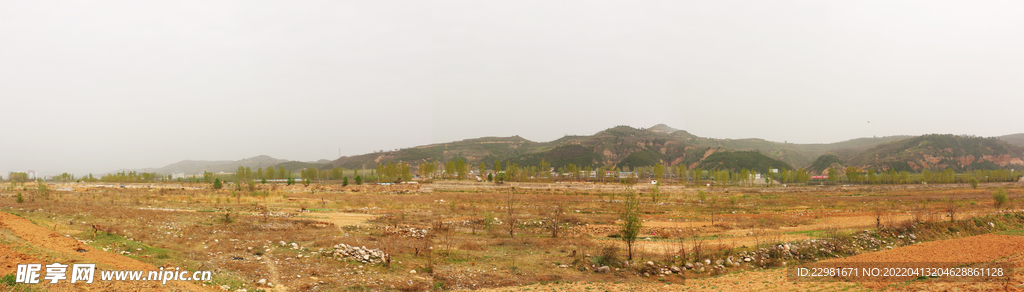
[324,243,389,264]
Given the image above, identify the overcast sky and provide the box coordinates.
[2,1,1022,176]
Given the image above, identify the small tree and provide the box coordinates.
[16,192,24,203]
[549,201,565,238]
[505,192,518,238]
[286,177,295,186]
[37,181,50,199]
[969,177,979,189]
[620,187,642,261]
[874,201,888,229]
[945,197,961,222]
[342,176,349,186]
[994,188,1009,208]
[303,178,311,186]
[355,175,362,185]
[213,178,223,190]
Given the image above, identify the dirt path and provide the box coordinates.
[0,212,213,291]
[263,255,289,292]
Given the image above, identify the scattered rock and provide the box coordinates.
[596,266,611,273]
[325,243,390,264]
[409,270,416,274]
[670,266,681,273]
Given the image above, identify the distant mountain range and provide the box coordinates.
[117,125,1024,176]
[327,124,1024,174]
[811,134,1024,174]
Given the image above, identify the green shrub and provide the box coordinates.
[1,273,16,286]
[589,246,620,267]
[994,188,1009,208]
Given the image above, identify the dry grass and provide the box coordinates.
[1,182,1022,290]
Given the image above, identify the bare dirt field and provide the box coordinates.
[1,181,1023,291]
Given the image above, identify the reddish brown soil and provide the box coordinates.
[827,234,1024,263]
[0,243,40,275]
[0,212,212,291]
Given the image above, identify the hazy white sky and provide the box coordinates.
[2,1,1022,176]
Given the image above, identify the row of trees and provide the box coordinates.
[399,157,1019,187]
[97,171,162,183]
[13,160,1017,187]
[826,167,1019,185]
[375,162,413,183]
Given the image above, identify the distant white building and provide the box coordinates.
[172,171,186,179]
